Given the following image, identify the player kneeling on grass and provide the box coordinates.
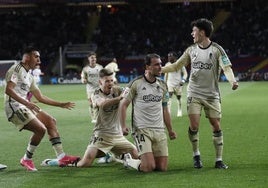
[75,68,138,167]
[40,68,139,168]
[4,46,80,171]
[119,54,177,172]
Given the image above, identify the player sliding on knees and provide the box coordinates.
[42,68,138,168]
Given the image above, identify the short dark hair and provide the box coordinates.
[144,53,160,66]
[87,51,96,57]
[23,46,38,55]
[191,18,214,37]
[99,68,113,78]
[168,51,178,58]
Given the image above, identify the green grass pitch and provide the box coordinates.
[0,82,267,188]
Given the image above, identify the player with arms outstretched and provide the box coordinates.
[4,46,80,171]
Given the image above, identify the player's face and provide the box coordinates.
[28,51,41,70]
[100,75,114,94]
[88,55,97,67]
[168,54,176,63]
[147,57,162,77]
[191,26,204,44]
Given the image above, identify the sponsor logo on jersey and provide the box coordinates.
[88,73,99,78]
[143,94,162,102]
[192,61,213,70]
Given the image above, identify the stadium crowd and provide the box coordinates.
[92,0,267,59]
[0,6,97,66]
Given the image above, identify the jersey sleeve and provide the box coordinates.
[5,67,18,84]
[80,67,87,83]
[162,81,169,105]
[91,89,102,108]
[29,76,38,92]
[162,49,190,73]
[124,80,138,101]
[217,45,232,68]
[10,72,18,84]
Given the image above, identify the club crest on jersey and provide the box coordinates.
[21,83,28,91]
[191,51,198,61]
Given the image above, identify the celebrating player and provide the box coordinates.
[105,57,120,84]
[77,68,138,167]
[164,51,188,117]
[4,46,80,171]
[120,53,177,172]
[81,51,103,124]
[162,18,238,169]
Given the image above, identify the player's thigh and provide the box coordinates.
[168,86,175,93]
[111,136,136,156]
[152,130,168,157]
[89,134,113,156]
[133,129,153,156]
[188,114,201,130]
[203,99,222,119]
[8,106,36,131]
[187,97,202,115]
[24,118,47,134]
[174,86,183,96]
[36,111,56,128]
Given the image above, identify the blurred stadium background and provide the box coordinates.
[0,0,267,84]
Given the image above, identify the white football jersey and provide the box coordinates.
[163,42,232,100]
[124,75,169,130]
[4,63,38,118]
[81,64,103,92]
[92,86,123,136]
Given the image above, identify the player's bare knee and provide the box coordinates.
[36,126,46,137]
[49,117,57,125]
[140,163,155,172]
[157,166,168,172]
